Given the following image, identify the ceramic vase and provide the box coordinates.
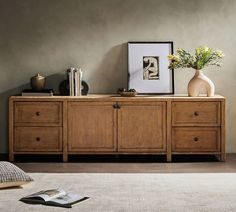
[188,69,215,97]
[31,73,46,91]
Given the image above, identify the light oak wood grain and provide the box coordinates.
[14,102,62,126]
[172,101,220,126]
[9,95,226,162]
[172,127,220,152]
[220,100,226,161]
[166,99,172,162]
[118,102,166,152]
[14,127,62,152]
[63,100,68,162]
[68,102,117,152]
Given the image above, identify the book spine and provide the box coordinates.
[68,68,75,96]
[22,93,53,96]
[78,68,82,96]
[74,69,78,96]
[75,68,82,96]
[72,68,75,96]
[68,69,72,96]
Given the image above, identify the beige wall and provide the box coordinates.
[0,0,235,153]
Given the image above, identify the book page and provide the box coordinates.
[24,188,66,202]
[49,192,88,205]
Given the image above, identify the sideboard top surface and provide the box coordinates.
[9,94,225,102]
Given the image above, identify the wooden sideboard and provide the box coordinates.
[9,95,225,162]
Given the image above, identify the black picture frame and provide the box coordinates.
[128,42,174,95]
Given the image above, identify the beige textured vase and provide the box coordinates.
[188,69,215,97]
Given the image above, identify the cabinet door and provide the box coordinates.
[68,102,117,152]
[118,102,166,152]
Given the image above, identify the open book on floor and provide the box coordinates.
[19,188,89,208]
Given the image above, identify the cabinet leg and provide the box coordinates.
[219,153,226,162]
[63,154,68,162]
[9,153,14,162]
[167,154,172,162]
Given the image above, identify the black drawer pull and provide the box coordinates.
[113,104,121,109]
[36,137,41,142]
[194,111,199,116]
[193,137,199,142]
[36,111,40,116]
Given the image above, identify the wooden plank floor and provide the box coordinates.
[15,154,236,173]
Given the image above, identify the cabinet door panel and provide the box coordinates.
[118,102,166,152]
[68,102,117,152]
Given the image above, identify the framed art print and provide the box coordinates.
[128,42,174,94]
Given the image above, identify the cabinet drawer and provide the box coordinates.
[172,102,220,126]
[14,102,62,126]
[14,127,62,152]
[172,127,220,152]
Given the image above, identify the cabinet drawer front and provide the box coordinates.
[172,127,220,152]
[15,102,62,126]
[172,102,220,126]
[14,127,62,152]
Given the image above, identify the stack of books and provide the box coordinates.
[68,67,82,96]
[21,89,54,96]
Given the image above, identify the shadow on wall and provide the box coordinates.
[89,43,128,93]
[0,42,127,153]
[0,73,67,153]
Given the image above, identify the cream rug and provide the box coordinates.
[0,173,236,212]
